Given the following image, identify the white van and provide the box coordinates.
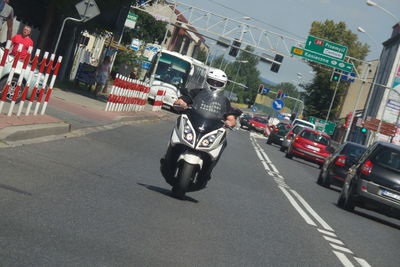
[292,119,316,129]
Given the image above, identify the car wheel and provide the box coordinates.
[266,137,272,145]
[337,190,345,207]
[317,170,323,185]
[280,146,286,152]
[343,183,356,211]
[0,76,25,103]
[321,169,331,188]
[285,149,293,159]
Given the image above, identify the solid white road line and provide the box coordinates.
[333,251,355,267]
[323,236,345,245]
[291,190,334,231]
[330,243,354,254]
[279,186,317,226]
[354,257,372,267]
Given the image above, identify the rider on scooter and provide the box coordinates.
[161,68,241,188]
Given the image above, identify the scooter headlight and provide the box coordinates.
[199,131,223,148]
[184,125,192,134]
[182,117,195,145]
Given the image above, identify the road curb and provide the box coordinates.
[0,122,71,142]
[0,111,176,145]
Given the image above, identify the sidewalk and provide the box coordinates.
[0,87,175,144]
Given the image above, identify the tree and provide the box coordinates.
[121,10,167,45]
[303,20,369,120]
[224,46,261,104]
[194,47,208,63]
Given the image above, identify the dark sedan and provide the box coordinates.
[318,142,367,188]
[239,114,252,130]
[266,123,292,146]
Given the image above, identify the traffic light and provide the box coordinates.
[331,69,341,82]
[270,54,284,73]
[361,127,367,133]
[229,39,241,57]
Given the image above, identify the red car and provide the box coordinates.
[249,116,268,133]
[285,128,334,167]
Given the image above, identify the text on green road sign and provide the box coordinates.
[290,46,353,72]
[305,36,347,60]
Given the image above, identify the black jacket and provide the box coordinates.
[179,88,241,119]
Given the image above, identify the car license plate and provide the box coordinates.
[307,145,320,152]
[380,189,400,200]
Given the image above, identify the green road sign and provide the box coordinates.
[309,116,336,135]
[291,46,353,72]
[305,36,347,60]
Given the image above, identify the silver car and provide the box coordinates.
[280,125,311,152]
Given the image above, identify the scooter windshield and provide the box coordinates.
[188,90,227,133]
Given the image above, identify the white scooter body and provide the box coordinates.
[170,114,226,168]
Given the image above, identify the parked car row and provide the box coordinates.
[266,118,400,221]
[239,113,269,134]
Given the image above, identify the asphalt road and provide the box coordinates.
[0,119,399,266]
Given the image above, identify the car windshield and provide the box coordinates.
[154,53,190,86]
[294,121,314,128]
[372,149,400,172]
[342,144,366,159]
[254,117,268,124]
[300,130,330,146]
[293,126,305,134]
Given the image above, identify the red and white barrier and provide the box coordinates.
[41,56,62,115]
[152,89,165,112]
[17,49,40,116]
[264,125,273,136]
[0,43,23,114]
[7,46,32,116]
[105,74,150,113]
[0,42,63,117]
[25,52,49,115]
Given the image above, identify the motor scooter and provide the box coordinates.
[161,93,241,199]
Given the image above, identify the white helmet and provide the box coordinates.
[206,68,228,94]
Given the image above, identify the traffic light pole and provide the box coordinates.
[344,64,371,142]
[324,70,341,124]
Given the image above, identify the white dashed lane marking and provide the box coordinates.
[249,135,370,267]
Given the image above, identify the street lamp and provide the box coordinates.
[366,0,400,22]
[356,26,386,144]
[229,60,248,100]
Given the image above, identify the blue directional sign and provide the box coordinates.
[262,87,270,94]
[251,106,257,112]
[282,93,288,98]
[277,113,285,120]
[272,99,284,111]
[341,71,356,82]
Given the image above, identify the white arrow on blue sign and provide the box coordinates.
[272,99,284,111]
[262,87,270,94]
[282,93,288,98]
[252,106,257,112]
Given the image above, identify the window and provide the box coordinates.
[373,149,400,171]
[300,130,330,146]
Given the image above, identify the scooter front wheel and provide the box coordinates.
[172,162,195,199]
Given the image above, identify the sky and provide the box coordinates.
[176,0,400,87]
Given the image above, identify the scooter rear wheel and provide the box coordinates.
[172,162,195,199]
